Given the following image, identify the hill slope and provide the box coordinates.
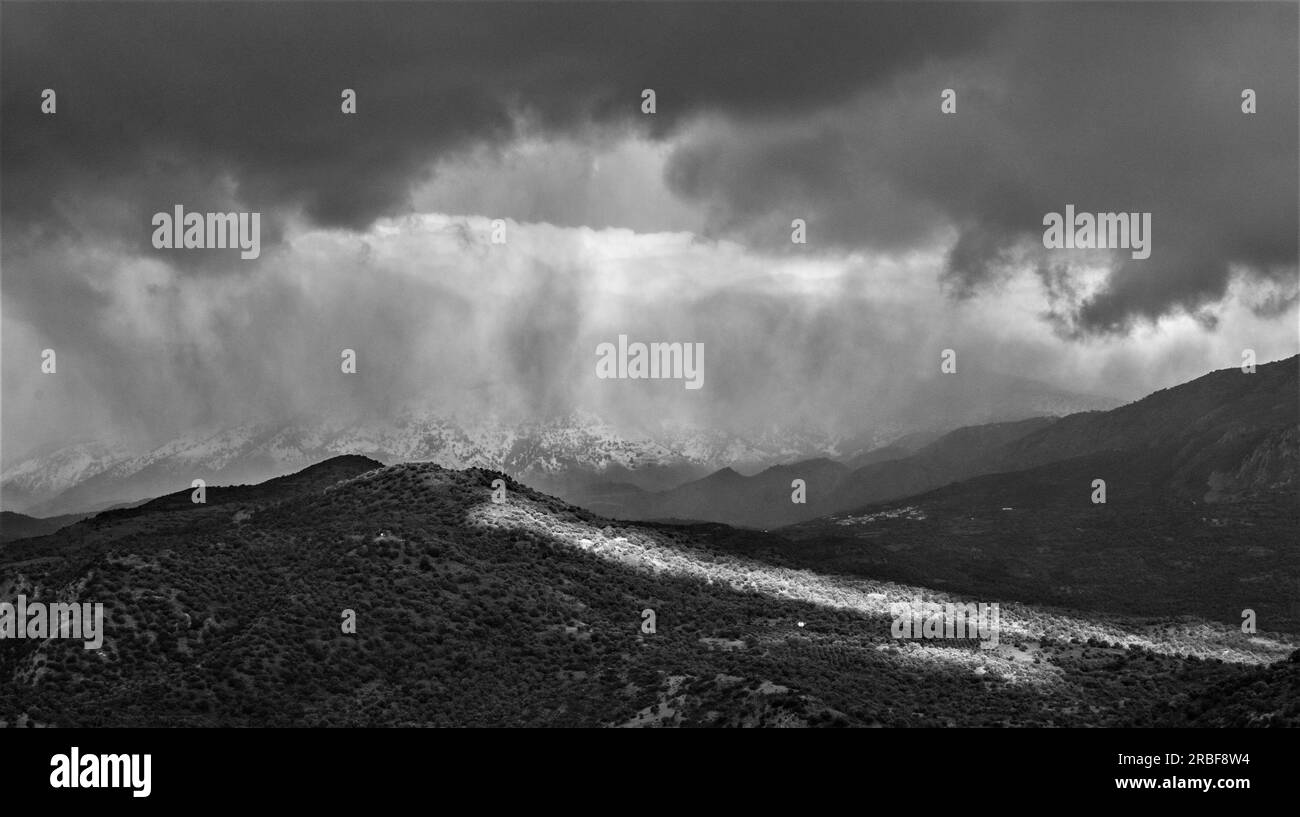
[586,357,1298,528]
[0,511,90,544]
[782,443,1300,633]
[1,458,1293,727]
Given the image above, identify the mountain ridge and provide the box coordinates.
[575,356,1298,528]
[2,366,1125,516]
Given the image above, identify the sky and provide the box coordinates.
[2,1,1297,463]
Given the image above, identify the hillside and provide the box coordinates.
[575,357,1297,529]
[985,356,1298,500]
[780,445,1300,633]
[1,458,1295,727]
[0,511,90,544]
[766,358,1300,631]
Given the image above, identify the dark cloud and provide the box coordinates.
[1,1,1001,246]
[1,2,1296,462]
[662,3,1299,335]
[0,0,1004,455]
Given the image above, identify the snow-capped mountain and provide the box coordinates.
[0,440,135,513]
[1,411,857,516]
[2,369,1123,517]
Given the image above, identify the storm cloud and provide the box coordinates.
[659,3,1298,335]
[1,1,1001,240]
[1,2,1296,462]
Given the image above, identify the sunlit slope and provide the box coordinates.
[1,460,1294,727]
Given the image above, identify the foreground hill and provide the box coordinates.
[1,458,1294,727]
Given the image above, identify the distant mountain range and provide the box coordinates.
[1,368,1122,518]
[0,510,92,544]
[584,356,1298,528]
[1,412,856,517]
